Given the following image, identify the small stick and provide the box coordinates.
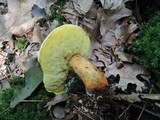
[0,70,10,81]
[0,74,10,81]
[74,105,95,120]
[118,103,132,119]
[131,104,160,118]
[19,100,43,103]
[137,88,152,120]
[0,107,10,115]
[6,65,13,80]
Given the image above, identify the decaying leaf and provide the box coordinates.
[155,103,160,108]
[0,79,10,90]
[114,93,160,103]
[114,92,141,103]
[114,51,133,63]
[107,63,150,91]
[61,0,148,93]
[100,0,123,10]
[11,17,44,37]
[0,50,7,78]
[31,4,47,17]
[141,94,160,100]
[0,0,55,42]
[72,0,93,14]
[10,65,43,108]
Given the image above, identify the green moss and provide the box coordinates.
[133,11,160,76]
[0,79,52,120]
[10,76,25,87]
[14,39,27,53]
[48,0,67,24]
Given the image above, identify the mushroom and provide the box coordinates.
[38,24,108,94]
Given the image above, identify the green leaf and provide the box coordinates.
[10,65,43,108]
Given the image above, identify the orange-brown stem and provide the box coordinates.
[68,54,108,92]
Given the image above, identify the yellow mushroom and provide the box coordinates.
[38,24,108,94]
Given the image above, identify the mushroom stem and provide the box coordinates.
[68,54,108,92]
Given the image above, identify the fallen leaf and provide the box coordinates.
[31,4,47,17]
[141,94,160,100]
[100,0,123,10]
[155,103,160,108]
[10,65,43,108]
[0,50,7,77]
[0,79,10,90]
[114,51,133,63]
[72,0,93,14]
[0,0,55,42]
[0,0,6,3]
[114,93,160,103]
[11,17,44,37]
[99,31,119,46]
[99,1,132,36]
[93,49,111,68]
[113,17,138,43]
[30,23,44,44]
[108,63,150,91]
[46,20,60,34]
[114,92,141,103]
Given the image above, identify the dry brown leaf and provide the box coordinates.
[81,17,95,30]
[90,61,104,67]
[0,0,55,42]
[99,0,132,36]
[85,3,98,19]
[114,17,138,43]
[33,0,57,14]
[107,63,150,91]
[125,32,138,46]
[99,31,119,46]
[60,2,82,24]
[60,3,81,17]
[0,50,7,77]
[100,0,123,10]
[0,0,6,3]
[114,51,133,63]
[115,93,160,103]
[63,13,78,24]
[72,0,93,14]
[0,79,10,90]
[141,94,160,100]
[94,49,110,68]
[114,92,141,103]
[155,103,160,108]
[11,17,44,37]
[44,20,60,37]
[30,23,43,44]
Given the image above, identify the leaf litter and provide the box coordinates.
[0,0,160,119]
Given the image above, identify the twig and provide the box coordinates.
[74,105,95,120]
[118,103,132,119]
[137,88,153,120]
[132,104,160,118]
[0,107,10,115]
[0,74,10,81]
[0,70,10,81]
[6,65,13,80]
[19,100,43,103]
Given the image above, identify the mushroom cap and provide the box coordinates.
[38,24,90,94]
